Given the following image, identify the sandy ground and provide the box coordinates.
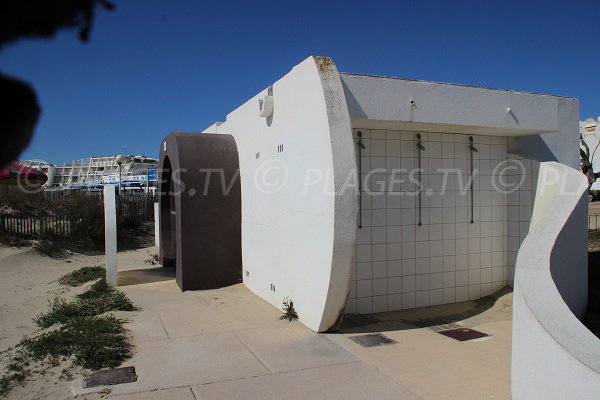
[0,244,155,400]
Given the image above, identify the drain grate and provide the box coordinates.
[413,317,461,331]
[437,328,489,342]
[349,333,396,347]
[428,322,461,332]
[84,366,137,388]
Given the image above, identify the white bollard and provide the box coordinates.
[104,185,118,287]
[154,202,160,247]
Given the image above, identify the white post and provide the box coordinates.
[154,202,160,247]
[104,185,118,287]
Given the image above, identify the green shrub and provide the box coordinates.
[22,315,132,370]
[58,266,105,286]
[34,281,136,329]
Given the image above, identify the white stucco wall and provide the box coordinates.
[512,162,597,399]
[508,97,580,169]
[203,56,356,332]
[340,73,564,136]
[506,154,538,286]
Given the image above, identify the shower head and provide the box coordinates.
[468,136,478,152]
[416,133,426,151]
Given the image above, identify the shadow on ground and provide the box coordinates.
[117,221,156,251]
[336,286,513,334]
[118,265,175,286]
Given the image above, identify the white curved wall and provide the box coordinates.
[512,162,599,399]
[203,56,356,332]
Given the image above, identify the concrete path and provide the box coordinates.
[329,291,513,400]
[100,279,419,399]
[91,260,511,400]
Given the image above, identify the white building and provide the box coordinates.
[19,155,157,191]
[159,55,594,397]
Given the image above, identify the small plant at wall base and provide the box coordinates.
[144,251,160,265]
[280,297,298,322]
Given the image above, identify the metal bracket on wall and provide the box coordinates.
[468,136,478,224]
[416,133,426,226]
[357,131,366,229]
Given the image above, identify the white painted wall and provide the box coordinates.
[508,97,580,169]
[340,73,563,136]
[203,56,356,332]
[506,154,538,286]
[512,162,597,399]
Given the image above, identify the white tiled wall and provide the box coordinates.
[346,129,512,314]
[506,154,539,285]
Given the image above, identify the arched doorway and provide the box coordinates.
[158,155,176,268]
[158,132,242,291]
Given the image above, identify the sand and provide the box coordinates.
[0,243,155,400]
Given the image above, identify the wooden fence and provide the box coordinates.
[590,214,600,231]
[0,194,156,240]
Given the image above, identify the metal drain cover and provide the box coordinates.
[84,366,137,388]
[438,328,489,342]
[428,322,461,332]
[349,333,396,347]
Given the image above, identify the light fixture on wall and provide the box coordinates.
[259,87,274,118]
[115,154,126,197]
[507,106,519,124]
[259,95,274,117]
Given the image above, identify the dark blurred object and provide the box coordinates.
[0,0,114,44]
[0,74,40,167]
[0,0,114,167]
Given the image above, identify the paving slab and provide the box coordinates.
[157,305,257,338]
[110,332,270,395]
[122,282,292,338]
[123,311,169,343]
[111,386,196,400]
[120,281,209,311]
[193,362,423,400]
[235,327,358,373]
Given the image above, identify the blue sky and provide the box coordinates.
[2,0,598,164]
